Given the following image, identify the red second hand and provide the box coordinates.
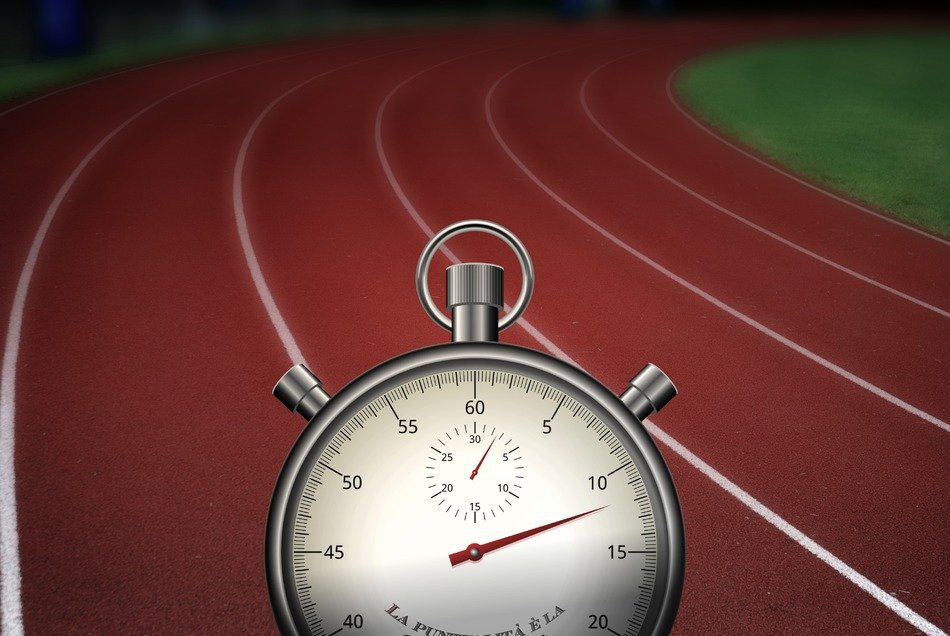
[449,506,608,566]
[469,437,495,480]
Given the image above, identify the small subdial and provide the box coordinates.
[426,424,525,523]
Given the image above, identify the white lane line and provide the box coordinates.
[374,34,624,367]
[233,44,431,368]
[373,46,578,365]
[231,35,580,372]
[666,59,950,248]
[486,50,949,434]
[644,422,946,636]
[581,53,949,318]
[0,38,359,118]
[234,34,578,368]
[0,42,350,636]
[373,44,946,636]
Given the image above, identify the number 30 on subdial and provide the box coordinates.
[426,425,525,522]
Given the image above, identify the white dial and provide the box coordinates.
[278,367,670,636]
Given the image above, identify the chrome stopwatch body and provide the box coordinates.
[267,221,684,636]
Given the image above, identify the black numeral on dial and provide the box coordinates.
[465,400,485,414]
[588,614,609,629]
[609,545,629,560]
[588,475,608,490]
[323,545,344,559]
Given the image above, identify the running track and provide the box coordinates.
[1,17,947,634]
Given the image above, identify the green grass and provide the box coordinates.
[677,31,950,236]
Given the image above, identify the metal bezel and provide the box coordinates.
[265,342,685,635]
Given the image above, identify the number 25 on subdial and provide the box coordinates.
[426,425,525,522]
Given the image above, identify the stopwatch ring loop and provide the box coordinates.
[416,220,534,332]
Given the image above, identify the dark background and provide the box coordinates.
[1,0,945,62]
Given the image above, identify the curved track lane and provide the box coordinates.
[0,37,374,634]
[602,39,950,296]
[1,32,449,633]
[363,26,947,632]
[583,52,948,318]
[2,18,947,635]
[489,37,948,428]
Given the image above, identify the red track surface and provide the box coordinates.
[1,17,947,634]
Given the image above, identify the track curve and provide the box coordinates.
[1,18,946,634]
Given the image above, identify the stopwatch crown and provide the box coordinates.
[445,262,504,343]
[446,263,504,310]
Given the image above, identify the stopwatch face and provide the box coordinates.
[267,344,683,636]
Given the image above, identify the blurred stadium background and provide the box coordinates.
[1,1,942,62]
[1,1,946,231]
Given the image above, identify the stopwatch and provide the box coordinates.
[267,221,684,636]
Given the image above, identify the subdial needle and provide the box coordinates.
[449,506,608,566]
[468,437,496,480]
